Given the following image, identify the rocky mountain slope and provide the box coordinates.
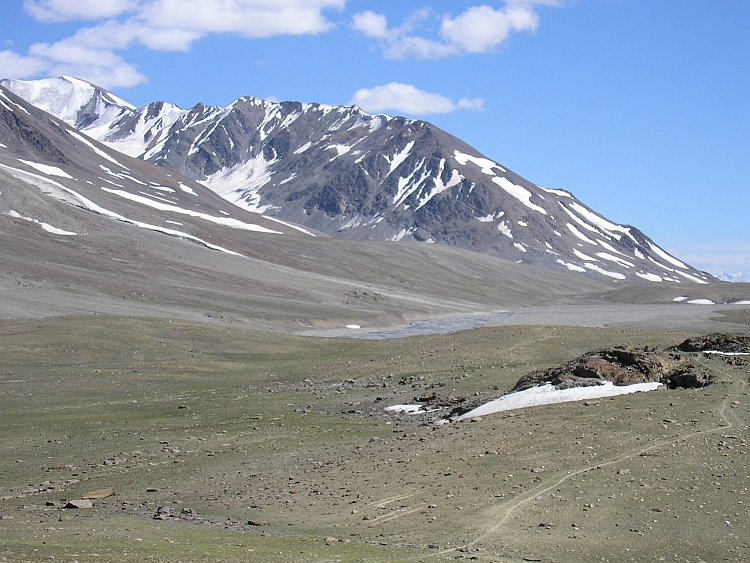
[2,76,714,284]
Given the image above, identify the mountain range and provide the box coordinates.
[1,76,714,285]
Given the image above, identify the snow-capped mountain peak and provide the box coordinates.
[2,76,715,284]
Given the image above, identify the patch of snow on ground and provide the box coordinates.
[0,164,240,255]
[202,153,275,212]
[0,142,7,148]
[294,141,313,154]
[513,242,527,253]
[6,210,77,235]
[557,259,586,273]
[735,301,750,305]
[68,130,127,168]
[687,299,715,305]
[674,270,709,285]
[573,248,598,262]
[567,223,598,245]
[636,272,663,282]
[497,221,513,239]
[385,404,425,414]
[458,382,662,419]
[568,201,631,238]
[17,159,72,179]
[584,263,626,280]
[596,252,635,268]
[179,183,197,196]
[492,177,547,214]
[346,325,361,330]
[453,151,505,175]
[477,214,494,223]
[100,187,282,234]
[539,186,573,198]
[262,215,316,237]
[673,296,688,302]
[702,351,749,356]
[648,242,687,269]
[416,162,462,209]
[385,141,415,175]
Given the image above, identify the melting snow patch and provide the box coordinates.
[0,142,7,148]
[734,301,750,305]
[385,141,415,175]
[584,263,626,280]
[457,382,662,419]
[596,252,635,268]
[179,183,197,196]
[557,259,586,273]
[385,404,425,414]
[17,159,72,179]
[687,299,715,305]
[68,130,127,168]
[294,141,313,154]
[477,214,495,223]
[6,210,77,235]
[673,296,688,302]
[573,248,598,262]
[497,221,513,239]
[346,325,361,330]
[674,270,709,285]
[567,223,598,245]
[492,177,547,215]
[100,187,283,234]
[453,151,505,175]
[539,186,573,198]
[567,201,631,239]
[514,242,527,253]
[636,272,663,282]
[648,243,687,269]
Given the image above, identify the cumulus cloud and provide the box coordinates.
[0,50,50,79]
[3,0,345,88]
[353,1,560,59]
[23,0,140,22]
[350,83,484,116]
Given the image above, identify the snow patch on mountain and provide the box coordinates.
[202,153,276,213]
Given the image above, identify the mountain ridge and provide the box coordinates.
[1,76,715,284]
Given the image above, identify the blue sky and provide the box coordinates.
[1,0,748,277]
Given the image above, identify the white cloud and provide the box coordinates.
[0,50,50,78]
[4,0,345,88]
[23,0,141,22]
[350,83,484,116]
[353,1,560,59]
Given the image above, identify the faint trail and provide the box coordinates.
[368,506,425,524]
[366,492,419,507]
[448,368,747,554]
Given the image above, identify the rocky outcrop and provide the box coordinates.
[510,337,729,392]
[671,334,750,353]
[511,347,687,392]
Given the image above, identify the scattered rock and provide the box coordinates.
[154,506,172,520]
[64,499,92,509]
[82,488,114,500]
[247,519,268,526]
[663,365,713,389]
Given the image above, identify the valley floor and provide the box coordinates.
[1,316,748,563]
